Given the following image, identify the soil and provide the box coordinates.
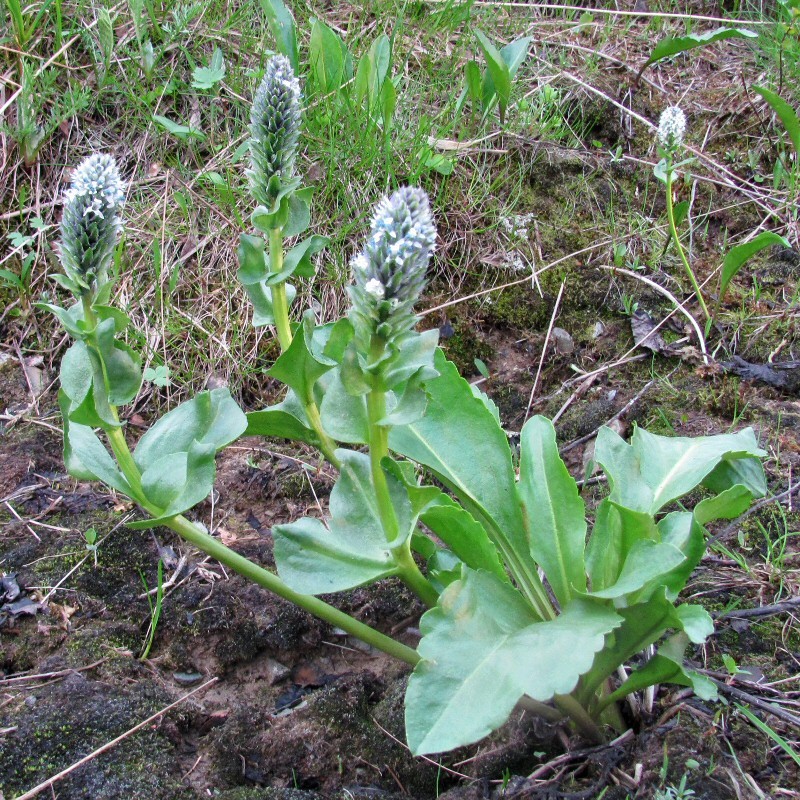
[3,139,800,800]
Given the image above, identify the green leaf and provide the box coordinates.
[273,450,412,593]
[140,440,217,516]
[282,187,315,238]
[719,231,790,304]
[694,484,754,525]
[251,176,302,231]
[319,369,369,443]
[588,539,686,601]
[192,47,225,89]
[595,425,766,515]
[97,8,114,60]
[500,35,532,78]
[390,350,530,575]
[580,588,678,700]
[283,234,328,279]
[59,391,133,496]
[246,391,320,446]
[310,18,347,94]
[380,75,396,131]
[133,388,246,473]
[464,59,481,104]
[641,27,757,76]
[381,329,439,390]
[415,491,507,581]
[518,416,587,606]
[475,30,510,120]
[703,454,766,499]
[94,318,142,405]
[355,34,391,107]
[59,340,118,429]
[269,311,336,402]
[675,603,714,644]
[608,633,717,703]
[405,569,622,754]
[153,114,205,141]
[753,85,800,156]
[259,0,299,72]
[585,500,659,593]
[656,511,706,600]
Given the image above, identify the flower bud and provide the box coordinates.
[247,55,302,205]
[349,187,436,344]
[59,153,125,292]
[657,106,686,151]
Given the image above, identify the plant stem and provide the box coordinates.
[366,335,438,608]
[164,512,420,665]
[268,227,293,352]
[553,694,605,744]
[665,164,710,321]
[267,227,341,468]
[101,414,420,666]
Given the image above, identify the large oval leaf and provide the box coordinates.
[405,569,621,755]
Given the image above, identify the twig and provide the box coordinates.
[716,597,800,620]
[708,678,800,728]
[707,484,800,548]
[600,265,708,363]
[14,678,218,800]
[0,659,107,686]
[559,380,655,455]
[526,279,566,421]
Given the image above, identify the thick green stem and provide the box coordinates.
[164,513,420,665]
[366,335,438,608]
[665,166,710,321]
[103,418,419,666]
[268,228,293,352]
[554,694,605,744]
[267,227,341,468]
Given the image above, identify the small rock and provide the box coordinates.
[173,671,204,686]
[592,321,606,338]
[551,327,575,355]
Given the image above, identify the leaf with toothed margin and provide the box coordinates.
[405,569,622,755]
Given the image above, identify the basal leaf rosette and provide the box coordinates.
[59,153,125,293]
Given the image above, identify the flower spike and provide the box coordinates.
[247,54,302,206]
[59,153,125,292]
[349,187,436,345]
[657,106,686,151]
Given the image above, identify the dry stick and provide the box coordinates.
[599,265,709,364]
[15,678,218,800]
[0,659,107,686]
[525,279,566,422]
[559,380,655,456]
[550,373,597,426]
[707,484,800,548]
[717,597,800,620]
[707,678,800,728]
[437,0,768,25]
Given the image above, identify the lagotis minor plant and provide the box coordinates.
[47,56,768,762]
[654,105,711,322]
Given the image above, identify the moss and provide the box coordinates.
[439,321,494,377]
[0,674,190,799]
